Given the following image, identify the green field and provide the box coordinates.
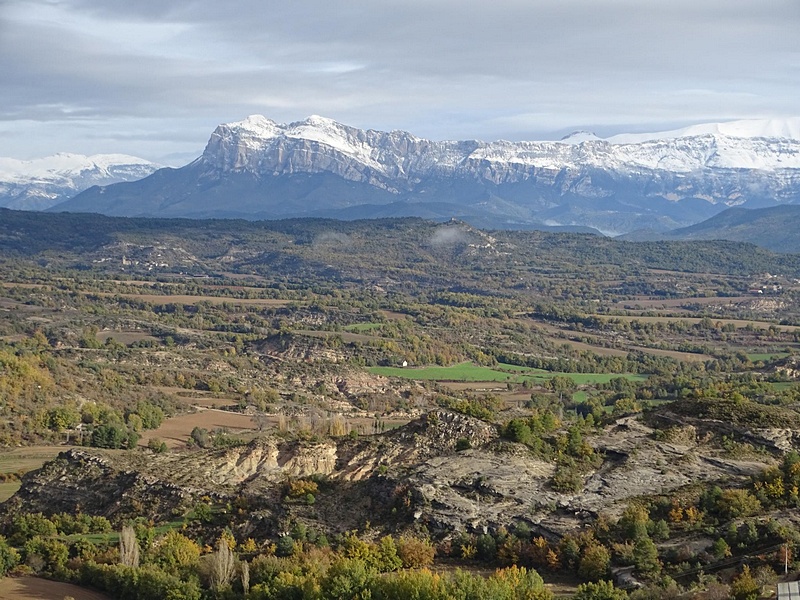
[0,446,62,476]
[344,323,383,333]
[0,446,64,502]
[572,391,588,403]
[769,381,796,391]
[369,362,521,382]
[368,362,647,385]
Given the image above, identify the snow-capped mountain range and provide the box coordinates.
[32,116,800,233]
[203,114,800,174]
[0,153,159,211]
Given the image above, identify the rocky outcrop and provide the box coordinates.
[8,449,211,522]
[4,411,776,538]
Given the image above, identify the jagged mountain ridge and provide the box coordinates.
[0,153,160,210]
[54,116,800,233]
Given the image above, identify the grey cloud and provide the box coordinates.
[1,0,798,159]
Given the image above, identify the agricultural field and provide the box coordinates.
[0,447,63,501]
[0,577,112,600]
[93,292,293,307]
[589,313,800,331]
[369,362,647,385]
[137,408,261,449]
[1,213,800,599]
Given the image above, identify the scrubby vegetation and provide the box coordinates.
[2,211,800,598]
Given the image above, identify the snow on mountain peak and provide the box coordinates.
[49,114,800,234]
[225,115,281,138]
[201,113,800,181]
[0,153,160,210]
[0,153,158,181]
[560,130,602,144]
[301,115,338,127]
[208,114,386,174]
[608,117,800,144]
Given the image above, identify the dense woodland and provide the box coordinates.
[2,210,800,599]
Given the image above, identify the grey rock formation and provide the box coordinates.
[54,116,800,233]
[6,411,777,540]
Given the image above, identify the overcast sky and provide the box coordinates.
[1,0,798,164]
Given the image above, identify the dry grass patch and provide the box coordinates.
[138,409,259,449]
[0,482,21,502]
[95,330,158,345]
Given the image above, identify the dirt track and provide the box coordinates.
[0,576,111,600]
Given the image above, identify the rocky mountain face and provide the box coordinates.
[7,410,774,540]
[53,116,800,233]
[0,153,159,210]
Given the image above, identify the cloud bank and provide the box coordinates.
[1,0,798,161]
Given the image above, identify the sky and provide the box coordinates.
[1,0,799,165]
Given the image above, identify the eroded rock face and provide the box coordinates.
[8,450,210,522]
[203,439,338,486]
[4,411,776,539]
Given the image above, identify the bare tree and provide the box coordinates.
[119,525,140,568]
[209,536,236,591]
[240,560,250,596]
[328,414,348,437]
[310,410,323,434]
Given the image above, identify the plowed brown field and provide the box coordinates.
[0,577,111,600]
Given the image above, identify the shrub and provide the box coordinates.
[372,568,447,600]
[0,536,19,576]
[78,562,201,600]
[551,459,584,493]
[7,513,57,545]
[578,543,611,581]
[23,536,69,573]
[455,437,471,451]
[285,478,319,499]
[504,419,532,444]
[151,530,201,576]
[190,427,210,448]
[321,558,375,600]
[488,565,552,600]
[147,438,167,453]
[476,534,497,561]
[715,489,762,520]
[275,535,296,557]
[573,580,629,600]
[397,535,435,569]
[730,565,760,600]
